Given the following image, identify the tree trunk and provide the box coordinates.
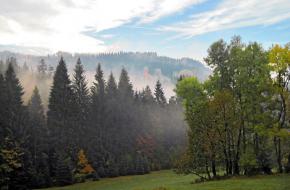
[205,160,211,179]
[274,137,283,173]
[211,159,217,177]
[233,160,240,175]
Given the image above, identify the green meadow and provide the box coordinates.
[42,170,290,190]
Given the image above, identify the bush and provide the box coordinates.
[86,172,100,181]
[240,149,258,175]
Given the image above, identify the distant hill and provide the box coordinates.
[0,51,210,80]
[0,51,211,97]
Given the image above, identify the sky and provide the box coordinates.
[0,0,290,61]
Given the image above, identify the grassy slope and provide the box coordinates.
[42,170,290,190]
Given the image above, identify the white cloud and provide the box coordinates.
[138,0,206,23]
[0,0,204,54]
[160,0,290,37]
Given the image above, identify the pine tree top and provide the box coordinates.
[5,62,24,106]
[154,80,166,104]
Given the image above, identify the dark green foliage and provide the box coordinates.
[106,72,118,98]
[176,37,290,180]
[27,87,51,187]
[154,80,166,104]
[118,68,133,99]
[141,85,155,104]
[0,56,187,188]
[0,61,31,189]
[5,62,24,132]
[72,58,90,149]
[27,87,46,162]
[55,153,73,186]
[89,63,106,137]
[47,57,76,151]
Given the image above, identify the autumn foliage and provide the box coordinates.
[77,149,95,174]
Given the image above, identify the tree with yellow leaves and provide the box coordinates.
[269,43,290,173]
[76,149,95,174]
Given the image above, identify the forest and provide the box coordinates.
[0,36,290,190]
[0,56,186,189]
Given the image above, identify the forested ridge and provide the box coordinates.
[0,51,210,82]
[0,56,186,189]
[175,36,290,181]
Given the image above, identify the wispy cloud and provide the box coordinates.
[137,0,206,23]
[160,0,290,38]
[0,0,205,54]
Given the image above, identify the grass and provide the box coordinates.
[41,170,290,190]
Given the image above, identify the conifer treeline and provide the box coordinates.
[0,57,187,189]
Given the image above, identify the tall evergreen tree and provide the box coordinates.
[47,57,76,171]
[90,63,106,128]
[88,64,106,176]
[141,86,154,104]
[1,61,31,189]
[4,62,25,139]
[118,68,133,99]
[27,87,51,187]
[154,80,166,105]
[72,58,89,149]
[28,87,46,165]
[106,72,118,99]
[55,153,73,186]
[116,68,136,171]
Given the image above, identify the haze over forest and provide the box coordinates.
[0,50,211,104]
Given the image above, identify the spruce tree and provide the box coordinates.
[91,63,105,99]
[90,63,105,129]
[72,58,89,149]
[118,68,133,99]
[106,72,118,99]
[88,64,106,176]
[2,61,30,189]
[47,57,76,167]
[55,153,73,186]
[28,87,46,165]
[141,86,154,104]
[27,86,51,188]
[4,61,28,147]
[117,68,136,171]
[5,62,24,116]
[154,80,166,105]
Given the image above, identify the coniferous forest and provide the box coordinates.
[0,56,186,189]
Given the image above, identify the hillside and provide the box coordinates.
[0,51,210,81]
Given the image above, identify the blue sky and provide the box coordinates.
[0,0,290,61]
